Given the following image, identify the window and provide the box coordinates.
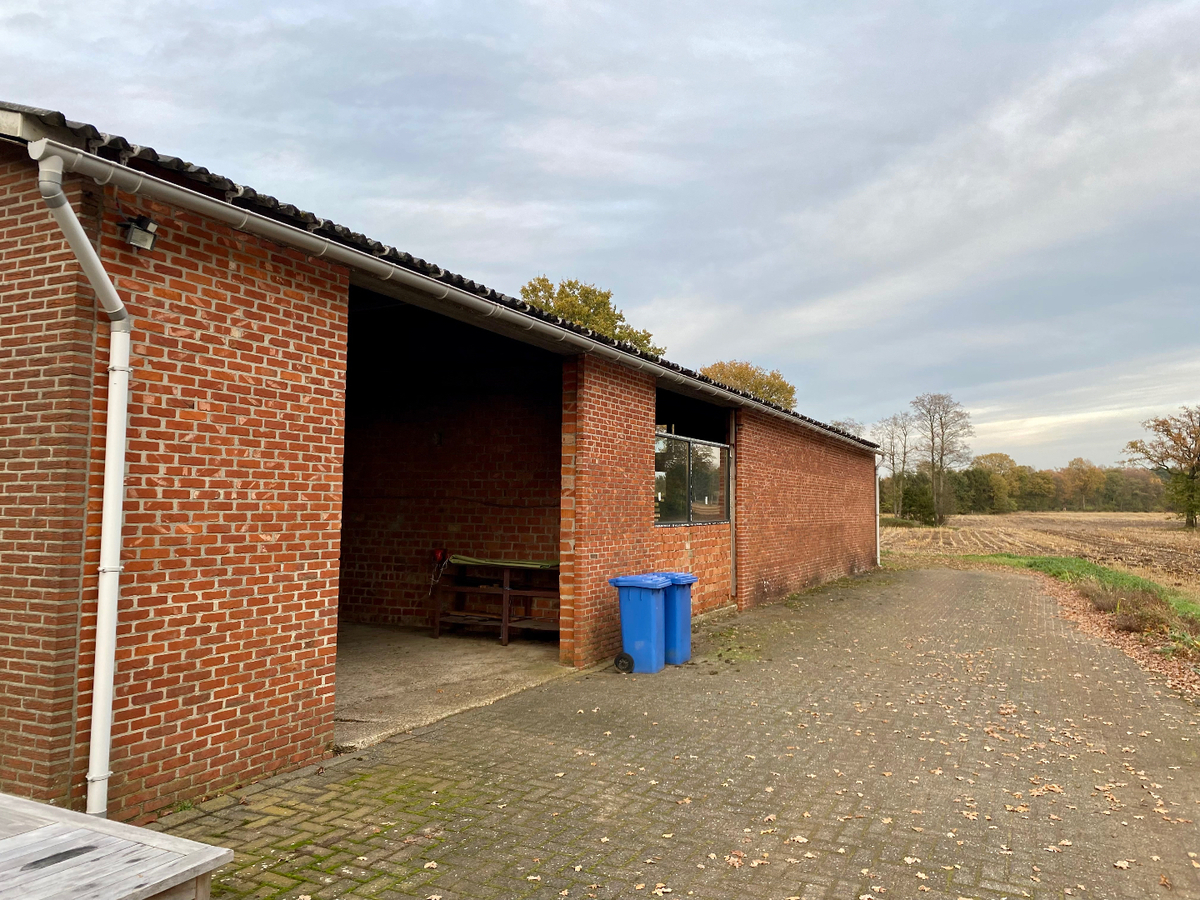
[655,434,729,524]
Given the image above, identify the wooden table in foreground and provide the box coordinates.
[0,791,232,900]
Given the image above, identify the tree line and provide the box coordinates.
[874,398,1200,527]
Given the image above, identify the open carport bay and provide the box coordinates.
[333,623,568,749]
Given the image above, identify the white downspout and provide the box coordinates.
[875,457,881,567]
[35,153,132,817]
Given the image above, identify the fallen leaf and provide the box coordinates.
[1161,874,1172,890]
[1114,860,1130,870]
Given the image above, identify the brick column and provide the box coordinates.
[558,357,578,665]
[569,355,656,667]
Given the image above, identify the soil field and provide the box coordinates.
[882,511,1200,600]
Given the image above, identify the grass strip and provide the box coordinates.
[964,553,1200,622]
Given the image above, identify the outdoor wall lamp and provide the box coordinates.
[121,215,159,251]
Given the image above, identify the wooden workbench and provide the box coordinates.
[431,555,560,646]
[0,791,232,900]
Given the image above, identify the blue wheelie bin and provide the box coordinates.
[660,572,699,665]
[608,574,670,674]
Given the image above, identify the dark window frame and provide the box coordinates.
[654,432,731,526]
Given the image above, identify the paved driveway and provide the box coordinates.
[158,568,1200,900]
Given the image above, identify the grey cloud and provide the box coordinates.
[0,0,1195,466]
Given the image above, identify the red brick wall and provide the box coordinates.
[1,140,877,812]
[1,149,348,821]
[652,523,733,617]
[566,356,655,666]
[339,396,561,625]
[0,145,95,804]
[565,357,877,668]
[735,408,877,608]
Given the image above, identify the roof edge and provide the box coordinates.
[4,101,877,452]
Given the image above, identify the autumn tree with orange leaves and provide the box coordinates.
[1125,406,1200,528]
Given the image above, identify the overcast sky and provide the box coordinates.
[3,1,1198,468]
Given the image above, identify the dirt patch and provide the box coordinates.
[882,511,1200,600]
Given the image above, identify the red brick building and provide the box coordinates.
[0,102,878,821]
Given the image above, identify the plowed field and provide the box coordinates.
[882,511,1200,599]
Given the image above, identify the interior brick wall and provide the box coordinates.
[1,150,348,821]
[735,408,877,608]
[0,145,95,804]
[337,298,561,628]
[338,398,561,626]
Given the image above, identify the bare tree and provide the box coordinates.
[1125,405,1200,528]
[910,393,973,525]
[830,418,866,438]
[872,412,916,517]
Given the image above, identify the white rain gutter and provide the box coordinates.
[26,138,876,455]
[33,151,131,817]
[875,459,881,567]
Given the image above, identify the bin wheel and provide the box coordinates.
[614,652,635,674]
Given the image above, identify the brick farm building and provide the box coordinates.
[0,102,879,821]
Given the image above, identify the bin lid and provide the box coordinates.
[608,574,671,589]
[659,571,699,585]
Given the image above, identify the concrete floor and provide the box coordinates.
[333,622,569,749]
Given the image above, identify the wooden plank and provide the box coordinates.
[0,792,232,900]
[0,823,89,867]
[438,585,559,597]
[0,793,226,858]
[0,803,53,840]
[17,837,169,900]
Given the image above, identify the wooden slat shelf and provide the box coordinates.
[431,559,560,645]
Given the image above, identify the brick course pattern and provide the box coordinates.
[0,146,96,804]
[735,408,877,608]
[0,148,348,820]
[564,355,877,668]
[1,140,878,817]
[339,395,561,626]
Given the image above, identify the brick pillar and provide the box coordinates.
[569,355,656,667]
[558,357,577,665]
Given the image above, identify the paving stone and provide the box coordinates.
[156,568,1200,899]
